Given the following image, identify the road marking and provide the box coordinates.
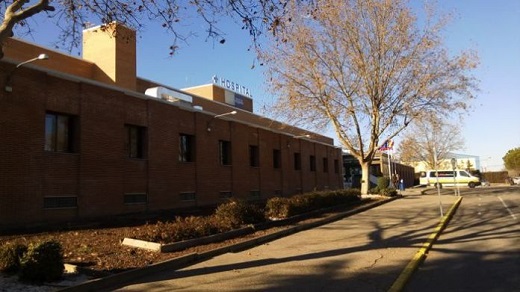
[498,197,517,220]
[388,197,463,292]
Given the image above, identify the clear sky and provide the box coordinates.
[14,0,520,171]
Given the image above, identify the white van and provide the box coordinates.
[419,170,481,188]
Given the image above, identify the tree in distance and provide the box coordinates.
[396,116,465,170]
[503,147,520,173]
[261,0,479,194]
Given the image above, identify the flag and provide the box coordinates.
[379,140,393,151]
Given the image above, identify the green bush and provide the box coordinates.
[377,176,390,190]
[368,187,380,194]
[0,243,27,274]
[18,240,64,283]
[214,199,265,228]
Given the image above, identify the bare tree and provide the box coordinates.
[396,116,465,170]
[261,0,478,194]
[0,0,307,59]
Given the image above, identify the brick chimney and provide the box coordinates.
[82,23,136,91]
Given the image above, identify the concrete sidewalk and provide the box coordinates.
[106,193,458,292]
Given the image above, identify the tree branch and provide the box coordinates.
[1,0,54,58]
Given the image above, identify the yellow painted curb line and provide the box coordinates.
[388,196,463,292]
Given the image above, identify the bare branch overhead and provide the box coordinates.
[261,0,479,194]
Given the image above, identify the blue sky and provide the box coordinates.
[15,0,520,171]
[439,0,520,171]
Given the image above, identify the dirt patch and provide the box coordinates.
[2,224,292,278]
[0,198,384,281]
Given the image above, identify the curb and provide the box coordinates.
[58,196,400,292]
[388,196,463,292]
[122,226,256,253]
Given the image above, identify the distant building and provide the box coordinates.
[0,23,343,230]
[343,152,415,189]
[409,152,481,172]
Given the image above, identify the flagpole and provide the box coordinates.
[387,149,392,187]
[379,140,394,188]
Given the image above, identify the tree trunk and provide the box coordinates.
[360,161,371,195]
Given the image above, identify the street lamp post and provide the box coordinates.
[207,110,237,132]
[434,146,444,217]
[213,110,237,119]
[4,53,49,92]
[451,158,460,196]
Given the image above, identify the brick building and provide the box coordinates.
[0,23,343,230]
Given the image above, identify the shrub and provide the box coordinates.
[265,197,291,219]
[136,215,232,244]
[174,216,221,240]
[266,189,362,219]
[134,189,362,243]
[214,199,265,228]
[18,240,64,283]
[380,187,398,197]
[368,187,380,194]
[377,176,390,190]
[139,220,174,243]
[330,189,362,204]
[288,194,314,216]
[0,243,27,274]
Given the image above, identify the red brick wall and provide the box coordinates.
[0,63,343,229]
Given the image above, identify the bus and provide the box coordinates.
[419,170,481,188]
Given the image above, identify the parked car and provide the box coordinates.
[513,177,520,185]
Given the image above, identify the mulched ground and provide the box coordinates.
[0,222,289,279]
[0,198,381,280]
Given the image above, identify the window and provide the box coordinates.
[250,190,261,199]
[125,125,146,158]
[273,149,281,169]
[45,112,76,153]
[180,192,196,201]
[219,191,233,199]
[179,134,195,162]
[249,145,259,167]
[323,158,329,173]
[294,153,301,170]
[310,155,316,172]
[432,171,453,178]
[219,140,232,165]
[124,193,147,204]
[43,196,77,209]
[459,171,470,177]
[334,159,339,174]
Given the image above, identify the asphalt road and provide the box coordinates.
[92,186,519,292]
[111,190,458,292]
[406,186,520,292]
